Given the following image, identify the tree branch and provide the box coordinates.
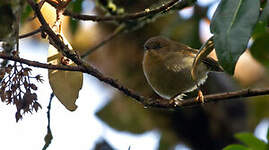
[19,27,42,39]
[1,53,269,109]
[0,52,84,72]
[63,0,194,22]
[24,0,269,110]
[68,0,195,56]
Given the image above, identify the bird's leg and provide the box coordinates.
[195,84,204,103]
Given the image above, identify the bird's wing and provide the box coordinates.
[171,41,199,54]
[164,51,193,72]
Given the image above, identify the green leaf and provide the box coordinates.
[72,0,83,13]
[223,144,250,150]
[210,0,260,74]
[250,32,269,69]
[69,19,79,34]
[21,5,32,23]
[253,0,269,38]
[260,0,269,24]
[252,21,267,39]
[235,132,267,150]
[68,0,83,34]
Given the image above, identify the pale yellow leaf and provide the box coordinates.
[47,35,83,111]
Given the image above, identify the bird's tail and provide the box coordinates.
[202,57,224,72]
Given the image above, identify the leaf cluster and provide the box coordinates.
[0,51,43,122]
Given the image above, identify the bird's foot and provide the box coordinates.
[195,90,204,103]
[169,94,186,106]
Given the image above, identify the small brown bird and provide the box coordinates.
[142,36,223,102]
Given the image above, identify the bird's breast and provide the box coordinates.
[143,51,208,99]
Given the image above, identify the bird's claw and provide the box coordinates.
[169,99,182,106]
[195,90,204,103]
[169,94,186,106]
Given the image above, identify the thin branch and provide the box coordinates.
[81,24,126,58]
[24,0,269,109]
[0,53,84,72]
[42,93,54,150]
[150,89,269,109]
[63,0,194,22]
[1,53,269,109]
[19,27,42,39]
[47,93,54,129]
[70,0,195,56]
[26,0,82,65]
[79,0,194,56]
[26,0,147,105]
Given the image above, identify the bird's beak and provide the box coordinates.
[144,46,154,52]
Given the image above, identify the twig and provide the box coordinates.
[150,89,269,109]
[24,0,269,109]
[80,0,195,57]
[63,0,192,22]
[26,0,146,104]
[42,93,54,150]
[0,53,84,72]
[1,53,269,109]
[47,93,54,126]
[81,24,126,58]
[19,27,42,39]
[70,0,195,56]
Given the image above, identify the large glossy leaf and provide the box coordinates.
[235,133,267,150]
[210,0,260,74]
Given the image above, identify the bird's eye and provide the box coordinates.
[144,42,162,50]
[151,43,162,50]
[151,42,161,50]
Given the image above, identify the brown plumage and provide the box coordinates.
[143,36,223,100]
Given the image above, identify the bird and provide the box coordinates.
[142,36,223,103]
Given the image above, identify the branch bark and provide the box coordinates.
[23,0,269,110]
[63,0,194,22]
[1,53,269,109]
